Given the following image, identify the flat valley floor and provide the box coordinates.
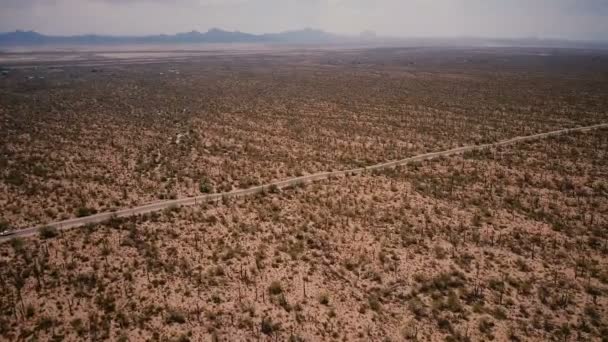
[0,46,607,341]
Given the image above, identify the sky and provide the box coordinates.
[1,0,607,40]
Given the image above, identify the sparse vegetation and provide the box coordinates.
[38,226,58,239]
[0,47,606,341]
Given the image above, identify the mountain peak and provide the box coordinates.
[208,28,227,33]
[0,28,340,46]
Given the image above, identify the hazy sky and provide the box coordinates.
[1,0,607,40]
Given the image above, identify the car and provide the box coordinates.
[0,230,15,237]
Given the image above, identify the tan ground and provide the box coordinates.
[0,128,606,341]
[2,47,608,229]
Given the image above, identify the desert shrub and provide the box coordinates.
[199,178,213,194]
[479,317,494,334]
[491,307,507,320]
[409,297,428,318]
[76,207,97,217]
[25,304,35,318]
[553,323,571,341]
[269,281,283,295]
[36,316,55,331]
[166,310,186,324]
[117,334,129,342]
[10,237,24,251]
[489,278,505,292]
[76,272,98,290]
[176,334,191,342]
[437,317,452,332]
[0,317,9,335]
[368,296,381,312]
[446,331,471,342]
[420,271,465,293]
[289,335,305,342]
[584,305,600,323]
[401,320,419,339]
[515,258,531,271]
[39,226,58,239]
[5,170,24,186]
[95,294,116,313]
[319,293,330,306]
[261,317,280,335]
[446,291,463,312]
[277,294,292,312]
[70,318,86,336]
[211,266,225,277]
[328,309,336,318]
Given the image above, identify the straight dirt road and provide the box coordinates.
[2,122,606,242]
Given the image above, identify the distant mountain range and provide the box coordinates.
[1,29,606,49]
[0,28,347,46]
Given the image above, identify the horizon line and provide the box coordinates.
[2,28,607,44]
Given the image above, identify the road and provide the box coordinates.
[1,122,606,242]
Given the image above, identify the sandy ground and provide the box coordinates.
[0,130,606,341]
[2,47,607,229]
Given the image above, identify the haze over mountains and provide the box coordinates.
[0,28,607,49]
[0,28,345,46]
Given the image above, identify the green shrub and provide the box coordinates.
[39,226,58,239]
[199,178,213,194]
[9,237,24,251]
[5,170,24,186]
[76,207,96,217]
